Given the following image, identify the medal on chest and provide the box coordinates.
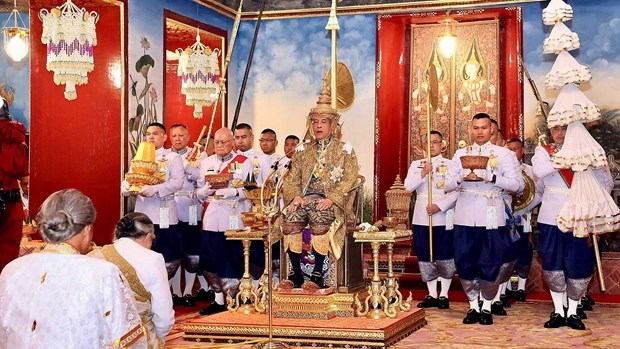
[156,154,168,180]
[487,150,498,170]
[435,161,447,189]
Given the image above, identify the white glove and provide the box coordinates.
[140,185,159,197]
[196,184,215,199]
[215,188,238,199]
[483,170,495,183]
[459,169,470,182]
[121,181,131,197]
[473,169,485,179]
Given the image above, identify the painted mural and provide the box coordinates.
[229,15,377,190]
[0,12,29,131]
[127,0,231,157]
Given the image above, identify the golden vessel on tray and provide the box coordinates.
[385,175,412,230]
[125,142,163,194]
[460,155,489,181]
[205,173,233,190]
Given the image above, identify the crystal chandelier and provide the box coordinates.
[39,0,99,101]
[2,0,29,62]
[177,31,221,118]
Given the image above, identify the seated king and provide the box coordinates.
[280,75,359,290]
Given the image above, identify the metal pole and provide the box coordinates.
[231,0,268,130]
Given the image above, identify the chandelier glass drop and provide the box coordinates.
[177,32,221,118]
[39,0,98,101]
[2,0,29,62]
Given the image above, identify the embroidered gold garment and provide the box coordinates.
[281,137,359,259]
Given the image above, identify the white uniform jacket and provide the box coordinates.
[404,155,458,226]
[238,148,267,185]
[198,152,253,232]
[445,142,523,227]
[174,147,203,223]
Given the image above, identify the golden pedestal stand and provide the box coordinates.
[224,228,280,314]
[353,229,413,319]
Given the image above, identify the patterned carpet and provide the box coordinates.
[166,300,619,348]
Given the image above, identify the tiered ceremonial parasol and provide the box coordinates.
[542,0,620,290]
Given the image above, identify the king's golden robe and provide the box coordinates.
[281,138,359,260]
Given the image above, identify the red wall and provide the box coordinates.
[164,11,227,145]
[29,2,124,245]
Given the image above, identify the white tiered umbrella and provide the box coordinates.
[545,51,591,89]
[547,84,600,127]
[542,0,573,25]
[552,121,607,171]
[544,22,580,54]
[556,169,620,237]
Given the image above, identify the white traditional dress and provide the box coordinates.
[89,238,174,348]
[0,243,147,349]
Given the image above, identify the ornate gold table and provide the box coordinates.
[353,229,413,319]
[224,227,281,314]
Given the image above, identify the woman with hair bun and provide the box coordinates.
[0,189,147,348]
[90,212,174,348]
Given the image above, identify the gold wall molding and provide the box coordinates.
[197,0,543,20]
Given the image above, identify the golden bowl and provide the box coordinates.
[241,212,266,228]
[460,155,489,170]
[206,173,233,190]
[131,160,158,175]
[382,216,399,231]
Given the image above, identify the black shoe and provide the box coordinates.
[576,305,588,319]
[199,302,227,316]
[309,272,326,289]
[500,294,511,308]
[417,295,439,308]
[182,294,195,307]
[196,288,216,302]
[544,312,566,328]
[491,301,507,316]
[583,293,595,306]
[172,294,183,306]
[462,309,480,324]
[566,314,586,330]
[480,309,493,325]
[514,290,526,302]
[437,296,450,309]
[581,299,593,311]
[505,288,515,298]
[288,274,305,288]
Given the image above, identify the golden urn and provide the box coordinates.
[125,142,163,194]
[385,175,412,230]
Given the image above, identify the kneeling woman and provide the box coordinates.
[0,189,147,348]
[90,212,175,348]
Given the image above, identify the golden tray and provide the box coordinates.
[126,172,164,187]
[205,173,233,190]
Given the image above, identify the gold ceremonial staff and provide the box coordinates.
[427,63,439,262]
[326,0,339,110]
[520,56,606,291]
